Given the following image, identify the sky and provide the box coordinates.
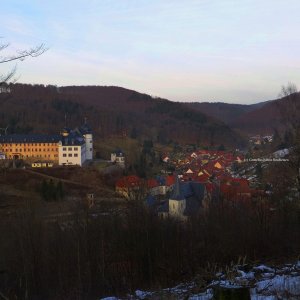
[1,0,300,104]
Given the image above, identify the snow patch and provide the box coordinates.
[135,290,153,299]
[253,265,275,273]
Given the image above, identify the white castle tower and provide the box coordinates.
[80,118,93,160]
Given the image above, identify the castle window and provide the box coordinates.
[63,154,66,157]
[63,147,66,151]
[68,153,72,157]
[74,147,78,151]
[74,153,78,157]
[68,147,72,151]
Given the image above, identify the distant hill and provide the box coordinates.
[186,97,300,136]
[229,93,300,135]
[0,84,245,149]
[187,101,271,124]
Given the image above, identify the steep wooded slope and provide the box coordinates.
[0,84,245,148]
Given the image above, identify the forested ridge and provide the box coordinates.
[0,83,245,148]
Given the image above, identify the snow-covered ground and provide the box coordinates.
[273,148,289,159]
[100,261,300,299]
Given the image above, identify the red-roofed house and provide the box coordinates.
[116,175,143,198]
[220,178,252,201]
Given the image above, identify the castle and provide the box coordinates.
[0,121,93,166]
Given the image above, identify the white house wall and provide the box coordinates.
[169,199,186,217]
[58,144,85,166]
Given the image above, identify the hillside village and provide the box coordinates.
[0,117,288,222]
[115,149,270,220]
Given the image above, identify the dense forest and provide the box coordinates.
[189,92,300,136]
[0,83,245,148]
[0,196,299,299]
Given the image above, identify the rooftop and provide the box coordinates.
[0,134,61,144]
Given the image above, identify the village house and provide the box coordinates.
[219,177,259,202]
[163,149,266,205]
[115,175,142,199]
[147,175,175,196]
[111,149,125,167]
[115,175,175,199]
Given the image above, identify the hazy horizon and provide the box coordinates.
[11,81,274,105]
[1,0,300,104]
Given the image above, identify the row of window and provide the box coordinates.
[1,143,57,147]
[62,147,79,151]
[8,154,58,158]
[62,153,78,157]
[4,148,57,152]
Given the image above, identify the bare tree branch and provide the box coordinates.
[0,40,47,86]
[0,43,9,52]
[0,43,48,64]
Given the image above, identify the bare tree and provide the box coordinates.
[277,82,300,134]
[278,81,298,99]
[0,40,47,86]
[276,82,300,201]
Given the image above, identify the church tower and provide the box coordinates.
[168,175,186,218]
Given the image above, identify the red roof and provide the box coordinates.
[116,175,142,188]
[166,175,175,186]
[147,178,159,189]
[220,177,252,200]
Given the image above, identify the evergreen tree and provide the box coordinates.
[56,181,64,200]
[218,144,226,151]
[48,179,56,201]
[40,179,49,201]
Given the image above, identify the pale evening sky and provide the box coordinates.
[1,0,300,104]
